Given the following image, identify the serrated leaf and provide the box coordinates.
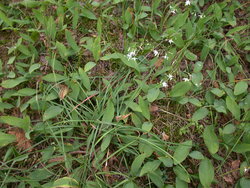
[43,73,67,82]
[192,107,209,121]
[199,158,214,188]
[0,132,16,147]
[234,81,248,96]
[170,82,192,97]
[102,99,114,123]
[173,140,192,165]
[226,96,241,120]
[43,106,63,121]
[203,125,219,154]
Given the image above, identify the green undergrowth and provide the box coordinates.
[0,0,250,187]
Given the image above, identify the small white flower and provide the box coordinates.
[171,10,176,14]
[199,14,205,18]
[153,50,159,56]
[183,78,189,82]
[162,82,168,88]
[185,0,191,6]
[244,167,249,173]
[168,39,174,44]
[127,51,136,60]
[131,57,137,61]
[163,55,169,60]
[167,74,173,80]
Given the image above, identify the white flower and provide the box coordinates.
[183,78,189,82]
[127,51,136,60]
[171,10,176,14]
[162,81,168,88]
[199,14,205,18]
[185,0,191,6]
[163,55,169,60]
[244,167,249,173]
[153,50,159,56]
[167,74,173,80]
[131,57,137,61]
[168,39,174,44]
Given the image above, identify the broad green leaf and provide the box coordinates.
[56,41,69,60]
[0,132,16,147]
[120,54,140,72]
[18,44,31,56]
[176,177,188,188]
[101,134,112,152]
[184,50,197,61]
[0,10,13,27]
[84,62,96,72]
[226,96,241,120]
[46,16,56,40]
[174,11,189,29]
[139,96,150,120]
[147,88,160,102]
[29,63,40,73]
[222,124,236,134]
[240,177,250,187]
[141,122,153,132]
[1,77,27,88]
[65,29,80,52]
[43,106,63,121]
[233,143,250,153]
[139,160,161,176]
[173,140,192,165]
[130,153,146,175]
[102,99,114,123]
[199,158,214,188]
[81,8,97,20]
[170,82,192,97]
[193,61,204,73]
[79,68,90,90]
[92,36,101,61]
[210,88,225,97]
[173,166,190,183]
[192,107,209,121]
[226,25,249,36]
[214,3,222,20]
[203,125,219,154]
[149,171,164,188]
[43,73,67,82]
[158,157,173,167]
[189,151,204,160]
[234,81,248,96]
[0,116,30,132]
[14,88,36,96]
[52,177,79,188]
[125,101,142,112]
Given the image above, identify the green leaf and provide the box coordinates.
[170,82,192,97]
[158,157,173,167]
[52,177,79,188]
[14,88,36,96]
[79,68,91,90]
[173,166,190,183]
[130,153,146,175]
[199,158,214,188]
[46,16,56,40]
[56,41,69,60]
[43,73,67,82]
[173,140,192,165]
[214,3,222,20]
[139,96,150,120]
[139,160,161,176]
[81,8,97,20]
[1,77,27,88]
[142,122,153,132]
[101,134,112,152]
[0,132,16,147]
[226,96,241,120]
[192,107,209,121]
[203,125,219,154]
[92,36,101,61]
[222,124,236,134]
[43,106,63,121]
[189,151,204,160]
[147,88,160,102]
[210,88,225,97]
[120,54,140,72]
[125,101,142,112]
[233,143,250,153]
[0,10,13,27]
[0,116,30,132]
[29,63,40,73]
[65,29,80,53]
[184,50,197,61]
[102,99,114,123]
[234,81,248,96]
[84,62,96,72]
[176,177,188,188]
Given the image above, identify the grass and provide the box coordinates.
[0,0,250,187]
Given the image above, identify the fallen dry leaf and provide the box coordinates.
[149,105,159,112]
[223,175,234,184]
[161,132,169,141]
[115,113,131,121]
[8,128,32,151]
[154,58,164,68]
[59,84,69,100]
